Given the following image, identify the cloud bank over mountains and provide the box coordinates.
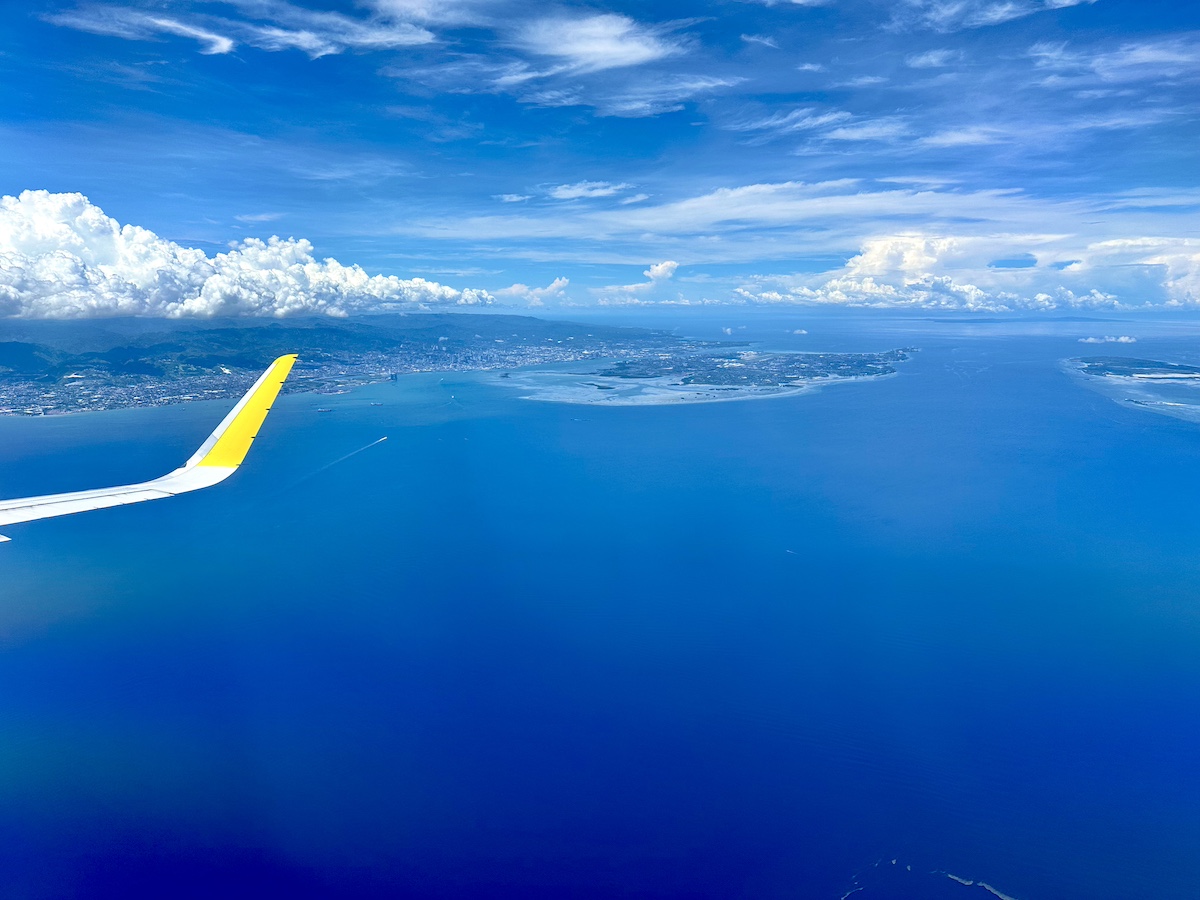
[2,190,1198,317]
[0,191,492,318]
[732,232,1200,312]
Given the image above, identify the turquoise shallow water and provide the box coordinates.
[2,313,1200,898]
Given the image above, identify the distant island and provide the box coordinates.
[0,314,912,414]
[495,347,912,405]
[1074,357,1200,379]
[1069,355,1200,423]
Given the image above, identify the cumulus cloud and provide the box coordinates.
[594,260,680,304]
[1085,238,1200,304]
[730,232,1134,311]
[0,191,492,319]
[494,276,569,307]
[1079,335,1136,343]
[645,260,679,281]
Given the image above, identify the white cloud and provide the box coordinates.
[1085,238,1200,304]
[592,74,744,117]
[148,16,236,54]
[390,17,729,118]
[825,119,909,140]
[1030,36,1200,85]
[495,276,569,307]
[549,181,632,200]
[741,34,779,49]
[897,0,1097,31]
[48,1,433,59]
[494,193,531,203]
[906,49,962,68]
[920,126,1005,147]
[726,231,1158,311]
[729,108,851,135]
[1079,335,1136,343]
[516,14,684,73]
[365,0,494,26]
[595,260,680,303]
[392,179,1200,311]
[0,191,492,318]
[646,260,679,280]
[47,8,236,54]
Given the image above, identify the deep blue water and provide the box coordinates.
[2,313,1200,899]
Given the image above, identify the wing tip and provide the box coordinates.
[193,353,298,470]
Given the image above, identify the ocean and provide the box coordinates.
[1,311,1198,898]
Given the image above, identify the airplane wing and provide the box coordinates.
[0,353,297,542]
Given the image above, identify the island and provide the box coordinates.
[1069,355,1200,423]
[1074,357,1200,379]
[494,347,912,405]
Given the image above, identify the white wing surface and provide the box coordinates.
[0,354,297,542]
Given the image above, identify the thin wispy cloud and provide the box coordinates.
[840,75,888,87]
[47,7,236,54]
[1030,35,1200,84]
[726,107,852,138]
[906,48,963,68]
[47,0,434,58]
[549,181,633,200]
[895,0,1098,32]
[740,33,779,48]
[594,74,744,117]
[825,119,909,140]
[741,0,830,6]
[920,126,1005,147]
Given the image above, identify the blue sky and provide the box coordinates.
[1,0,1198,315]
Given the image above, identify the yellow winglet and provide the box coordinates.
[0,354,299,540]
[195,354,298,469]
